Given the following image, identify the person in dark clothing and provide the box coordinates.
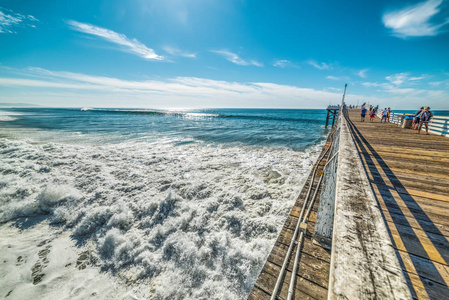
[361,107,367,122]
[412,107,424,130]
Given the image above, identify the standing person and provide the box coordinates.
[370,108,376,122]
[387,108,391,123]
[361,106,367,122]
[381,108,388,123]
[418,107,433,135]
[412,107,424,129]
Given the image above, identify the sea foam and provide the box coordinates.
[0,136,320,299]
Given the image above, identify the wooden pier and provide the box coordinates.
[346,109,449,299]
[248,108,449,299]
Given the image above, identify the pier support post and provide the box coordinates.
[325,106,339,128]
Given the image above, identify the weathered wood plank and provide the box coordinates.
[274,226,331,263]
[389,222,449,266]
[405,272,449,300]
[253,261,328,300]
[397,250,449,287]
[266,241,330,288]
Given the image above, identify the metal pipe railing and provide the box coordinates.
[270,116,339,300]
[287,174,324,300]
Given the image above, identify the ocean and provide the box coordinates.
[0,108,328,300]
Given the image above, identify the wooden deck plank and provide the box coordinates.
[397,250,449,287]
[266,242,330,289]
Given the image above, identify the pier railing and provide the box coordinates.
[314,108,341,248]
[375,110,449,137]
[428,116,449,136]
[316,106,412,299]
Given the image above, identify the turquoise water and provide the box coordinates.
[392,109,449,117]
[0,108,329,150]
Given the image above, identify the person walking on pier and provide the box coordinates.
[412,107,424,130]
[370,107,376,122]
[387,108,391,123]
[381,108,388,122]
[417,107,433,135]
[361,107,367,122]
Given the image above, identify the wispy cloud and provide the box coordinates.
[363,72,429,95]
[362,82,391,89]
[67,20,164,60]
[325,87,342,92]
[429,79,449,87]
[382,0,449,38]
[211,50,263,67]
[308,60,332,70]
[3,66,448,109]
[273,60,291,68]
[163,46,196,58]
[0,8,38,34]
[385,72,425,85]
[0,67,356,108]
[357,69,369,78]
[326,75,350,81]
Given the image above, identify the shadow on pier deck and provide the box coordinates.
[346,109,449,299]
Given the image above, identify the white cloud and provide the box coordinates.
[210,50,263,67]
[383,0,449,38]
[326,76,350,81]
[429,79,449,87]
[385,72,424,85]
[67,20,164,60]
[2,67,448,109]
[163,46,196,58]
[357,69,369,78]
[384,88,421,94]
[0,8,38,33]
[326,87,342,92]
[273,60,291,68]
[308,60,332,70]
[362,82,392,89]
[0,67,355,108]
[363,72,434,96]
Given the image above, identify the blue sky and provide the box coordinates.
[1,0,448,109]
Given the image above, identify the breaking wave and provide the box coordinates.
[0,137,320,299]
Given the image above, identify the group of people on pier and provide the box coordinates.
[359,105,382,123]
[356,104,433,135]
[412,106,433,134]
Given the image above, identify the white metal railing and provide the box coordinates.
[428,116,449,137]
